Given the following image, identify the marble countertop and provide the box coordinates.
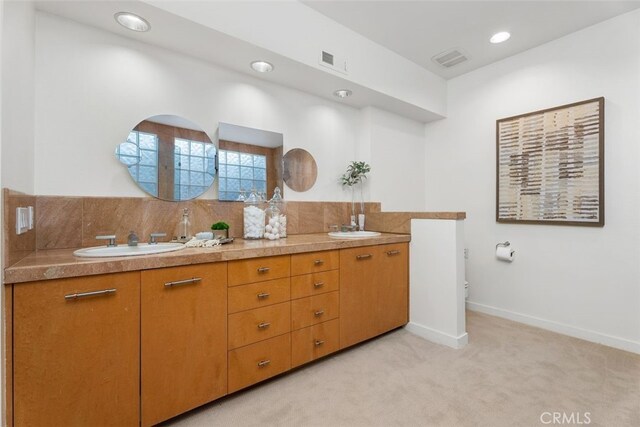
[4,233,410,284]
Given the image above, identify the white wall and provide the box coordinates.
[33,12,426,209]
[424,10,640,352]
[367,107,426,211]
[1,0,35,194]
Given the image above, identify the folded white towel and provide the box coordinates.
[195,231,214,240]
[185,237,221,248]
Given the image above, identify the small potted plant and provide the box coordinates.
[211,221,230,240]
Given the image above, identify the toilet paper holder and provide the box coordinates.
[495,241,511,249]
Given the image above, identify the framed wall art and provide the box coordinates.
[496,97,604,226]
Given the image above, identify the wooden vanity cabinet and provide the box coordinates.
[13,272,140,427]
[141,263,228,427]
[339,243,409,348]
[227,256,293,392]
[8,240,409,426]
[290,250,341,367]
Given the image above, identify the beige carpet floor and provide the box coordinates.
[165,311,640,427]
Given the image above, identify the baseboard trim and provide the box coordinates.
[405,322,468,349]
[466,301,640,355]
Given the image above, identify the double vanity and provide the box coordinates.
[5,233,409,426]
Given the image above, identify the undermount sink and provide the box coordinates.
[73,242,186,258]
[328,231,382,239]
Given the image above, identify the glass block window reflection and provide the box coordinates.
[218,150,267,201]
[117,131,159,197]
[174,138,216,200]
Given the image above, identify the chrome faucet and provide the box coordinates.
[148,232,166,245]
[96,234,117,247]
[127,231,139,247]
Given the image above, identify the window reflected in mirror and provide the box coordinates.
[218,123,283,201]
[116,115,216,201]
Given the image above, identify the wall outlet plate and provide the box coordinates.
[16,207,29,235]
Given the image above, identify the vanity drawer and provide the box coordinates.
[290,270,339,299]
[291,250,339,276]
[228,278,290,314]
[228,302,291,350]
[291,291,339,330]
[228,333,291,393]
[291,318,340,368]
[228,255,290,286]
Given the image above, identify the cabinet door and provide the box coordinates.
[13,272,140,427]
[376,243,409,334]
[339,244,409,349]
[141,263,227,427]
[339,246,379,348]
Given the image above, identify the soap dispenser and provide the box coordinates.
[175,208,192,243]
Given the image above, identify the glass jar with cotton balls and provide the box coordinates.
[243,188,265,239]
[264,187,286,240]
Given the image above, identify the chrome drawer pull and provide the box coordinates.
[257,267,270,273]
[257,292,270,299]
[386,250,401,256]
[313,282,325,288]
[164,277,202,287]
[257,359,271,368]
[314,340,325,347]
[356,254,372,260]
[314,310,325,317]
[65,288,116,300]
[314,259,324,265]
[257,322,271,329]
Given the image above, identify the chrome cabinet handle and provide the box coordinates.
[257,292,270,299]
[257,359,271,368]
[257,267,270,273]
[313,282,324,288]
[314,310,325,317]
[386,250,400,256]
[65,288,116,300]
[164,277,202,287]
[314,259,324,265]
[314,340,325,346]
[258,322,271,329]
[356,254,372,260]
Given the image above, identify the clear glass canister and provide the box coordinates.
[265,187,286,239]
[243,189,265,239]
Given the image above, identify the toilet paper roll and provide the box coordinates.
[496,245,515,262]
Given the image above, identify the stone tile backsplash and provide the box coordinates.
[29,193,381,252]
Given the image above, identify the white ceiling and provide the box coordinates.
[302,0,640,79]
[35,0,443,122]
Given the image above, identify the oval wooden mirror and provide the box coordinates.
[282,148,317,192]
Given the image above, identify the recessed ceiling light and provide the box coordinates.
[114,12,150,32]
[333,89,352,98]
[490,31,511,44]
[250,61,274,73]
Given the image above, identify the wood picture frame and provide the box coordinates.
[496,97,604,226]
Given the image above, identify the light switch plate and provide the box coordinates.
[16,207,29,235]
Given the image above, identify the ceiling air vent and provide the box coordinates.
[319,50,347,75]
[322,51,334,66]
[432,48,469,68]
